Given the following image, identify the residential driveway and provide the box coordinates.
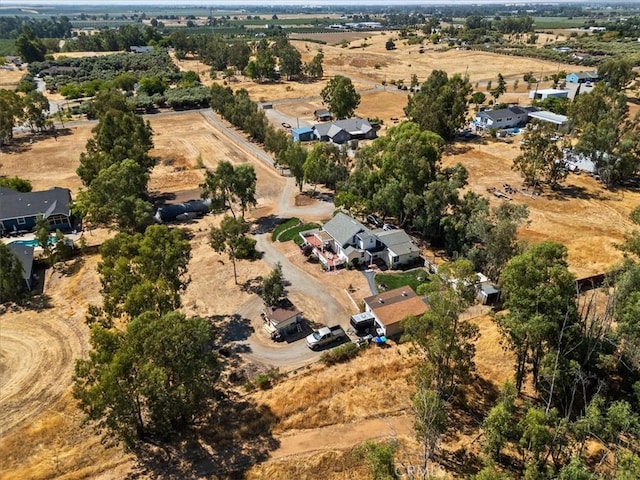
[264,108,312,130]
[235,233,353,369]
[198,108,350,369]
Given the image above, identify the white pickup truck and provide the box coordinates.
[305,325,347,350]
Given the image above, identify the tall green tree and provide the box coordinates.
[482,382,518,460]
[513,122,565,188]
[276,139,307,191]
[305,51,324,79]
[23,90,50,133]
[0,89,23,145]
[209,215,258,285]
[405,70,471,140]
[0,242,25,304]
[15,26,46,62]
[320,75,361,119]
[598,58,636,91]
[569,84,640,187]
[303,142,349,192]
[0,176,32,192]
[278,44,303,80]
[94,225,191,323]
[491,73,507,101]
[467,202,529,281]
[404,260,480,398]
[201,160,258,218]
[75,159,152,232]
[498,242,578,392]
[73,311,218,446]
[260,262,285,307]
[77,109,154,187]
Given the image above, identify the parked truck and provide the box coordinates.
[306,325,347,350]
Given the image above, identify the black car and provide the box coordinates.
[367,214,381,227]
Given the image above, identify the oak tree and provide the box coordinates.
[209,215,258,285]
[74,311,218,446]
[320,75,360,119]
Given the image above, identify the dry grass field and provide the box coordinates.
[442,139,640,278]
[2,31,640,479]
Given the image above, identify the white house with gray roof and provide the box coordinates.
[300,212,420,270]
[474,106,538,130]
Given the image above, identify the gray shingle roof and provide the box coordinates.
[0,187,72,221]
[478,106,538,123]
[323,212,369,247]
[313,118,373,139]
[7,243,34,282]
[374,229,419,256]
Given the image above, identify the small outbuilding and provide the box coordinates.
[130,45,154,54]
[477,282,500,305]
[566,70,600,84]
[292,127,315,142]
[314,109,332,121]
[529,88,569,101]
[262,299,303,338]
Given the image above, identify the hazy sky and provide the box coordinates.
[0,0,603,6]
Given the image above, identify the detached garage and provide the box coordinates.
[262,300,303,338]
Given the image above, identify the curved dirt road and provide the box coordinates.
[0,309,88,435]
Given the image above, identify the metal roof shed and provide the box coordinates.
[292,127,315,142]
[528,111,569,125]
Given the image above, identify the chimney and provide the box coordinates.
[402,290,407,296]
[378,298,384,304]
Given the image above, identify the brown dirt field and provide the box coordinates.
[442,139,640,278]
[0,66,26,90]
[0,124,93,193]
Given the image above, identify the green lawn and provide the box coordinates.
[271,218,319,245]
[375,268,431,293]
[271,218,300,241]
[280,223,320,245]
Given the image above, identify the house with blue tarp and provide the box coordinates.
[292,127,315,142]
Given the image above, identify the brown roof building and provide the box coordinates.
[363,286,428,337]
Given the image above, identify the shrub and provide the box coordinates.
[321,342,361,366]
[254,374,272,390]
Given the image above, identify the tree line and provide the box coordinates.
[69,91,260,447]
[0,89,50,145]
